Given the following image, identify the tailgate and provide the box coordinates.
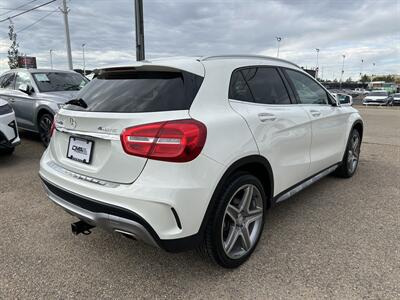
[51,109,191,184]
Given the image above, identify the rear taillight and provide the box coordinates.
[120,119,207,162]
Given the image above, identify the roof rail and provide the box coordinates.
[199,54,300,68]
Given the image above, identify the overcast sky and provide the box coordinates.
[0,0,399,80]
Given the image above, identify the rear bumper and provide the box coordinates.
[41,178,159,248]
[0,114,20,149]
[40,176,206,252]
[39,145,225,251]
[0,131,20,149]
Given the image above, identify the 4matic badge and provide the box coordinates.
[97,126,118,133]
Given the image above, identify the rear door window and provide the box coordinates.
[229,67,291,104]
[285,69,328,105]
[66,70,203,113]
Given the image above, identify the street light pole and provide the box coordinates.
[315,48,320,79]
[82,43,86,76]
[276,36,282,58]
[60,0,73,70]
[360,59,364,80]
[49,49,54,69]
[371,62,376,85]
[134,0,145,61]
[339,54,345,89]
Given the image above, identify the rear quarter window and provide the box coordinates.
[66,70,203,113]
[0,73,15,89]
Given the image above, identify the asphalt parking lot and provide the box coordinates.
[1,107,399,299]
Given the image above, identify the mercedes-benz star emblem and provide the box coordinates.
[69,117,77,129]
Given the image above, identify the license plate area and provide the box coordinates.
[67,136,94,164]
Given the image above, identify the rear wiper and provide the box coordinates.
[65,98,88,109]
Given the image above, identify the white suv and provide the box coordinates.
[0,98,20,154]
[39,55,363,268]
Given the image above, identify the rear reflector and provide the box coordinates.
[120,119,207,162]
[50,119,56,137]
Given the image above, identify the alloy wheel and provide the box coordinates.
[347,133,360,173]
[39,115,52,147]
[221,184,264,259]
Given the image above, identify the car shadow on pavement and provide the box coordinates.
[18,129,42,143]
[66,174,343,276]
[0,130,44,168]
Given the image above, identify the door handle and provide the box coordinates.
[310,110,321,117]
[258,112,276,122]
[9,98,15,103]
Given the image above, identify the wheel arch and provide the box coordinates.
[197,155,274,239]
[340,118,364,162]
[35,107,55,131]
[351,119,364,141]
[225,156,274,208]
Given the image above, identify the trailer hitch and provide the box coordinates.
[71,220,95,235]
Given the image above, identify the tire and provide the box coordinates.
[334,129,361,178]
[38,113,53,147]
[0,147,14,155]
[198,173,266,268]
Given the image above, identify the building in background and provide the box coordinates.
[302,68,316,78]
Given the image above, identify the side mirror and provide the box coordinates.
[339,96,351,106]
[18,83,32,95]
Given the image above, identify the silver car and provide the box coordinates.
[392,93,400,105]
[0,69,88,146]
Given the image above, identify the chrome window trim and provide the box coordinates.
[56,127,120,141]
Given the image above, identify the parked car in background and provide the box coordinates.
[39,55,363,268]
[354,88,369,95]
[342,89,358,97]
[392,93,400,105]
[0,98,20,154]
[331,92,353,106]
[0,69,88,146]
[362,90,393,106]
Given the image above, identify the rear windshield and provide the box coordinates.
[33,72,88,92]
[65,70,203,113]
